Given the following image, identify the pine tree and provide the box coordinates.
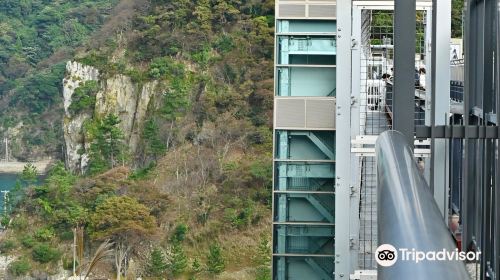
[207,243,225,274]
[191,257,202,273]
[142,119,166,159]
[170,241,188,276]
[147,248,168,277]
[87,114,128,174]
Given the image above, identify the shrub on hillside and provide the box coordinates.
[32,244,61,263]
[20,235,35,248]
[207,243,225,274]
[0,239,16,253]
[8,258,31,276]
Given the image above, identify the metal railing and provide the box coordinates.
[375,131,470,280]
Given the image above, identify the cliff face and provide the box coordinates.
[63,61,158,173]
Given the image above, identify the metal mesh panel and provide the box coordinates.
[357,9,429,270]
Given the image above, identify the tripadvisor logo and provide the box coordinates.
[375,244,481,267]
[375,244,398,267]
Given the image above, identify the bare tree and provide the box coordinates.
[114,240,132,280]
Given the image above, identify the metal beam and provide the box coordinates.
[430,0,451,217]
[335,0,353,278]
[463,0,485,253]
[350,6,363,273]
[496,0,500,275]
[393,0,416,147]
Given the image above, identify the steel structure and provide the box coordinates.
[272,0,500,279]
[273,1,339,279]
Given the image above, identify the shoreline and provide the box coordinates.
[0,160,54,174]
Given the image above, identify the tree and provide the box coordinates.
[147,248,168,277]
[90,196,156,280]
[207,243,225,274]
[21,163,38,186]
[170,242,188,276]
[142,118,166,160]
[87,114,128,174]
[254,234,271,280]
[452,0,464,38]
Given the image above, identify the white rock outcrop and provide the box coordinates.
[62,61,159,173]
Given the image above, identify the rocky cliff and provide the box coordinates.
[63,61,159,173]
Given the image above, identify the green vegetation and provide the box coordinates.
[8,258,31,276]
[86,114,128,175]
[20,235,35,249]
[68,80,99,115]
[207,243,225,275]
[147,248,168,277]
[2,0,275,278]
[452,0,464,38]
[0,0,117,159]
[32,243,61,263]
[170,242,188,276]
[0,239,16,253]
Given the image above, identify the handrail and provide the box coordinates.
[376,131,470,280]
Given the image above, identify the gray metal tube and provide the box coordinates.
[376,131,470,280]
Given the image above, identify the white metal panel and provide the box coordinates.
[306,99,336,128]
[278,4,307,18]
[275,97,337,130]
[277,1,337,19]
[309,5,337,18]
[275,99,306,127]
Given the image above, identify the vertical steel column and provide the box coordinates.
[482,0,495,276]
[349,6,362,273]
[393,0,416,147]
[495,0,500,276]
[492,0,500,279]
[462,0,473,252]
[424,7,433,128]
[463,0,485,253]
[430,0,451,216]
[335,0,352,278]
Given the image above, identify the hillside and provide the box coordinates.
[0,0,274,279]
[0,0,122,160]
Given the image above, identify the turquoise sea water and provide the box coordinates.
[0,173,18,191]
[0,173,18,213]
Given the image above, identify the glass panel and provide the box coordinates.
[277,67,336,97]
[278,36,336,65]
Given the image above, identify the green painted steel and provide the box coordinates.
[278,20,337,33]
[273,15,337,280]
[277,67,336,97]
